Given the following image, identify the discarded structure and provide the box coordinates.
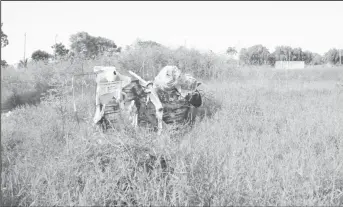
[275,61,305,69]
[93,65,203,134]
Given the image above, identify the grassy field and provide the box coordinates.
[1,63,343,206]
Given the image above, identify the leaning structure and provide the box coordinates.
[93,65,203,133]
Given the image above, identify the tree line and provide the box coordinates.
[227,45,342,66]
[1,24,122,67]
[28,32,121,63]
[1,22,342,68]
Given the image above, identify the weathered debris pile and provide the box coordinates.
[92,65,203,133]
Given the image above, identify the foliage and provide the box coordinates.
[135,39,163,48]
[226,47,237,56]
[1,63,343,206]
[238,48,249,66]
[1,60,8,68]
[239,45,331,66]
[118,40,236,81]
[31,50,52,62]
[302,50,313,65]
[273,46,293,61]
[239,44,270,65]
[18,58,28,68]
[291,47,303,61]
[1,23,9,67]
[324,48,341,65]
[311,53,324,65]
[117,40,170,80]
[1,22,9,48]
[1,39,343,206]
[51,42,69,59]
[69,32,120,59]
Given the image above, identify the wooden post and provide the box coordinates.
[82,80,84,100]
[72,77,76,112]
[72,76,80,126]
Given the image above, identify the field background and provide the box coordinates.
[1,45,343,206]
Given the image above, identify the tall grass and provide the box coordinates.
[1,46,343,206]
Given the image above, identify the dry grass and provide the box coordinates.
[1,64,343,206]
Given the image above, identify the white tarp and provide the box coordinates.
[94,66,130,104]
[93,66,129,125]
[275,61,305,69]
[98,81,123,104]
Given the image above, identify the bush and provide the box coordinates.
[31,50,52,62]
[117,41,237,81]
[1,59,8,68]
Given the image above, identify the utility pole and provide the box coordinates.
[23,33,26,61]
[236,40,240,68]
[54,34,58,60]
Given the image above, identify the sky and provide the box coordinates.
[1,1,343,65]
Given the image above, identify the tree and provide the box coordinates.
[135,39,163,48]
[1,23,9,68]
[51,42,69,59]
[302,50,313,65]
[19,58,28,68]
[118,40,170,79]
[239,48,249,65]
[1,60,8,68]
[245,44,270,65]
[272,46,318,65]
[273,46,293,61]
[311,53,323,65]
[291,47,303,61]
[69,32,120,59]
[1,23,9,48]
[31,50,52,62]
[226,47,237,56]
[324,48,340,65]
[267,54,276,66]
[96,36,119,55]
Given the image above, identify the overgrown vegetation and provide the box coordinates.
[2,26,342,70]
[51,43,70,60]
[1,22,9,68]
[1,33,343,206]
[69,31,121,59]
[236,45,343,66]
[2,43,343,206]
[31,50,53,62]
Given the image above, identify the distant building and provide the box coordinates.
[326,63,334,68]
[275,61,305,69]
